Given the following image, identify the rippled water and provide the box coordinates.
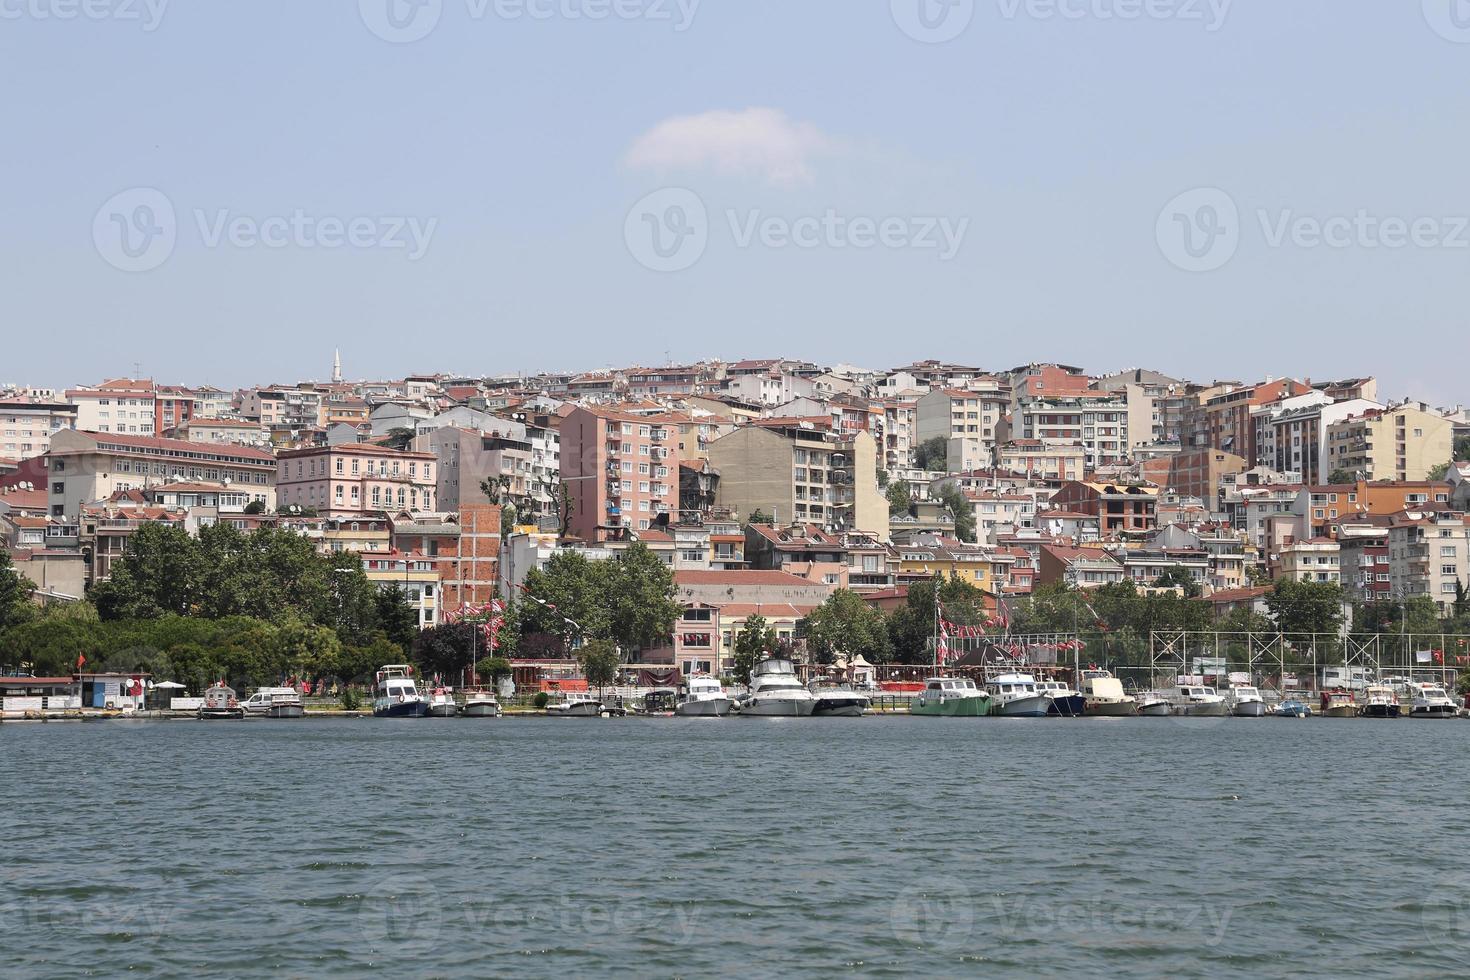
[4,716,1469,977]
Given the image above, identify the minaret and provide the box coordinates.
[333,348,342,383]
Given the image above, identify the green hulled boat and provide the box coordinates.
[909,676,992,717]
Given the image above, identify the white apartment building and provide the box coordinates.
[1388,511,1469,613]
[0,399,77,459]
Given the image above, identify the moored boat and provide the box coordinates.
[1078,669,1136,716]
[909,676,991,717]
[1319,689,1357,719]
[198,684,245,720]
[241,687,305,719]
[1173,685,1228,717]
[1036,679,1086,717]
[675,676,732,717]
[1274,698,1312,718]
[372,665,428,718]
[546,692,606,717]
[1136,691,1173,717]
[735,657,815,717]
[1408,682,1457,719]
[1358,684,1399,719]
[1229,684,1267,718]
[461,688,501,718]
[426,686,458,718]
[986,672,1051,717]
[808,678,870,717]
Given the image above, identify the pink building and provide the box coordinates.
[276,444,437,517]
[560,406,680,541]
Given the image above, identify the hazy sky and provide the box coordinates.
[4,1,1468,405]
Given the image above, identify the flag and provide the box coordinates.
[76,653,86,671]
[996,597,1010,629]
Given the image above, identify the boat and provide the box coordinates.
[198,684,244,720]
[808,678,871,717]
[1274,699,1312,718]
[1228,684,1267,718]
[1035,678,1086,717]
[735,657,816,717]
[372,665,428,718]
[460,688,501,718]
[1135,691,1173,717]
[1319,689,1357,719]
[1173,686,1228,717]
[240,687,305,719]
[986,673,1052,717]
[1077,669,1136,716]
[1408,682,1458,719]
[636,689,678,715]
[1358,684,1400,719]
[426,686,458,718]
[546,692,606,717]
[674,675,732,717]
[909,676,992,717]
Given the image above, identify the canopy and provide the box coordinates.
[154,681,187,689]
[850,655,874,668]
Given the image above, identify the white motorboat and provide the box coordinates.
[1136,691,1173,717]
[986,672,1052,717]
[198,684,244,720]
[1229,684,1267,718]
[808,678,871,717]
[1173,685,1228,717]
[546,692,606,717]
[1408,683,1458,719]
[675,676,732,717]
[909,676,992,717]
[241,687,305,719]
[736,658,815,717]
[1078,669,1136,716]
[460,688,501,718]
[372,665,428,718]
[1035,679,1085,717]
[1358,684,1399,719]
[426,686,458,718]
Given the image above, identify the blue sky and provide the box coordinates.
[3,1,1468,405]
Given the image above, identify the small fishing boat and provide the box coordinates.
[1078,669,1136,716]
[986,673,1052,717]
[372,665,428,718]
[675,676,732,717]
[1274,699,1311,718]
[1319,689,1357,719]
[1036,679,1086,717]
[1229,684,1267,718]
[1408,683,1457,719]
[426,686,458,718]
[808,678,870,717]
[546,692,606,717]
[1136,691,1173,717]
[198,684,244,720]
[910,676,992,717]
[1173,685,1228,717]
[1358,684,1399,719]
[460,688,501,718]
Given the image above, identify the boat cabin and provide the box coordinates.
[924,677,978,694]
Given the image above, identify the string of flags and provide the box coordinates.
[447,598,508,651]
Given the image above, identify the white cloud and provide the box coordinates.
[624,108,837,187]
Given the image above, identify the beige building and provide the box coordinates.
[0,398,77,460]
[997,440,1085,481]
[1275,537,1341,585]
[1388,510,1468,613]
[915,388,1009,466]
[276,444,437,517]
[175,416,269,446]
[1325,403,1454,482]
[708,423,887,542]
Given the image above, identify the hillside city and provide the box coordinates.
[2,356,1469,683]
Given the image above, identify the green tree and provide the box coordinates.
[803,589,892,665]
[1265,579,1344,638]
[578,638,621,697]
[92,522,205,620]
[747,508,774,526]
[886,481,912,516]
[732,614,778,684]
[0,547,34,629]
[412,622,480,680]
[475,656,513,685]
[1427,462,1451,481]
[935,483,976,543]
[887,574,987,662]
[1327,468,1358,485]
[1455,435,1470,463]
[374,584,419,653]
[520,550,610,642]
[1153,567,1203,599]
[604,543,680,653]
[914,436,948,472]
[383,427,415,452]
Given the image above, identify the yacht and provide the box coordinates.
[460,688,501,718]
[986,673,1052,717]
[808,678,871,717]
[736,658,816,717]
[1173,686,1228,717]
[546,692,606,717]
[1408,683,1458,719]
[909,676,991,717]
[1319,689,1357,719]
[241,687,305,719]
[1358,684,1399,719]
[1035,679,1085,717]
[1228,684,1267,718]
[1135,691,1173,717]
[372,665,428,718]
[1078,669,1136,716]
[426,686,458,718]
[198,684,244,720]
[675,676,732,717]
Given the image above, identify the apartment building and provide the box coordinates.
[881,398,918,469]
[1275,537,1341,584]
[560,405,681,541]
[1093,368,1191,448]
[1137,448,1247,504]
[1331,519,1391,604]
[915,387,1009,461]
[0,398,77,459]
[1254,396,1381,485]
[428,425,532,514]
[68,379,156,436]
[707,421,886,541]
[174,417,268,446]
[46,429,276,518]
[721,371,816,407]
[1048,480,1160,538]
[1013,385,1131,470]
[1037,543,1125,589]
[996,440,1085,482]
[1324,403,1454,482]
[1387,510,1468,613]
[241,385,326,434]
[276,444,437,518]
[1295,481,1451,537]
[1185,378,1310,460]
[362,551,441,628]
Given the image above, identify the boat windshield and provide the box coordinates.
[758,681,805,692]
